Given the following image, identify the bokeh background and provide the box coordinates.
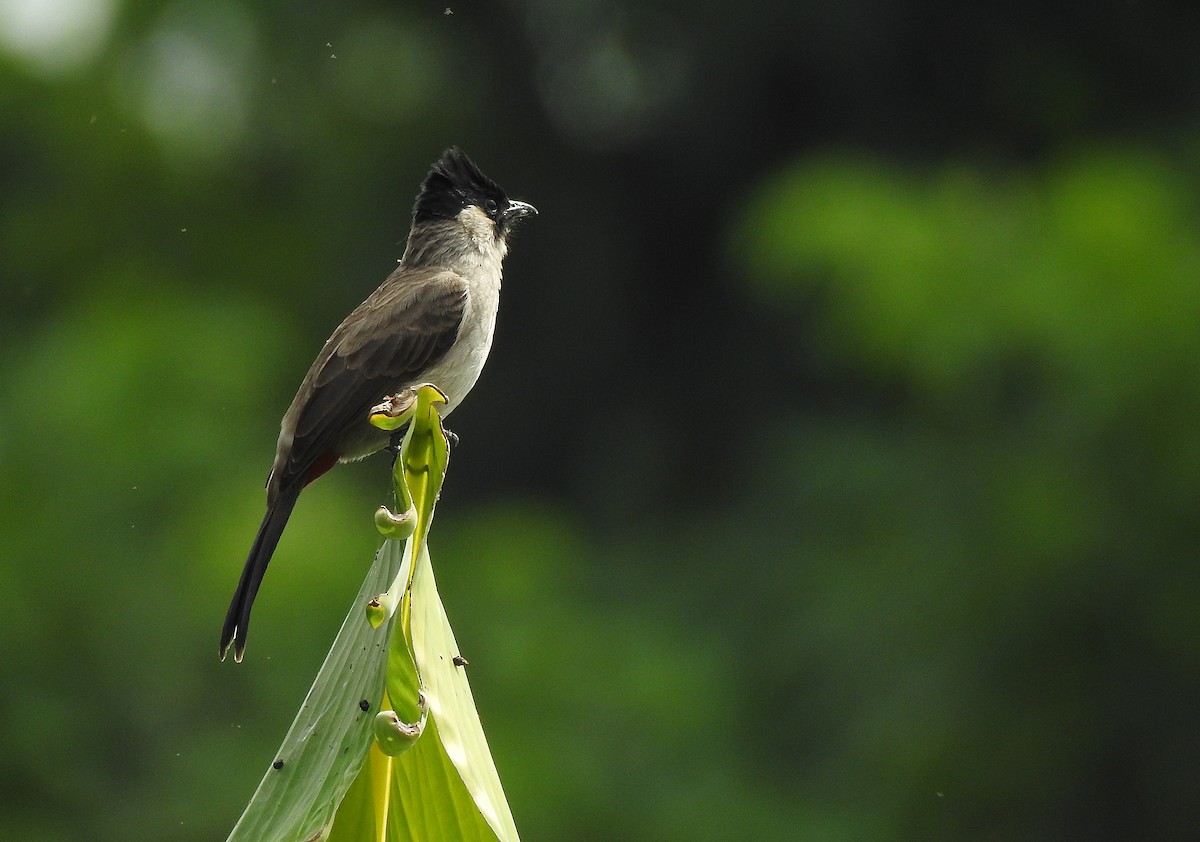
[3,0,1199,839]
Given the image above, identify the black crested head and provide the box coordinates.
[412,147,508,225]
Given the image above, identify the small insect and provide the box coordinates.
[272,759,285,771]
[359,699,370,712]
[452,654,469,667]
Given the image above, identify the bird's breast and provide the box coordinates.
[328,264,502,466]
[420,280,500,416]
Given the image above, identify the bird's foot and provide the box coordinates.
[372,389,417,420]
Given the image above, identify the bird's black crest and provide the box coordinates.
[412,147,508,224]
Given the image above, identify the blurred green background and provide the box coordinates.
[2,0,1199,839]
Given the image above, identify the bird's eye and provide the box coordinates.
[484,198,499,216]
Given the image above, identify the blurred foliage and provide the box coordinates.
[2,0,1199,840]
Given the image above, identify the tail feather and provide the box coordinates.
[219,486,302,662]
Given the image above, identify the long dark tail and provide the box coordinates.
[219,484,302,662]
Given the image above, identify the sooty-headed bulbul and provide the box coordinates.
[219,147,536,662]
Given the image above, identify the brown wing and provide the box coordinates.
[274,268,467,490]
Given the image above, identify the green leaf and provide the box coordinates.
[406,541,520,841]
[325,745,392,842]
[338,524,518,840]
[225,539,407,842]
[397,384,450,547]
[385,716,501,842]
[230,381,518,840]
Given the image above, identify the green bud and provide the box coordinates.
[373,703,426,756]
[375,505,416,540]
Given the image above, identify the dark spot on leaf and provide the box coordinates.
[359,699,370,712]
[272,759,285,770]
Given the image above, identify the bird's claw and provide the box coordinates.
[372,389,417,419]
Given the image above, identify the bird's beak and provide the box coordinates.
[503,199,538,221]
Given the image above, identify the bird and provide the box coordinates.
[220,147,536,662]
